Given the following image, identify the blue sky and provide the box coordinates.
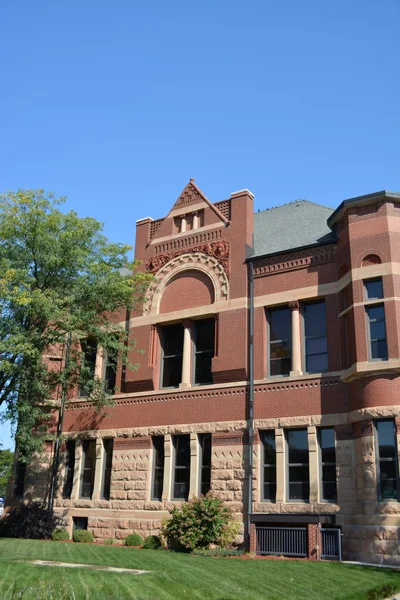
[1,0,399,449]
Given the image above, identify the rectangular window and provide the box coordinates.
[101,439,113,500]
[366,304,388,360]
[319,428,337,502]
[152,436,165,501]
[268,307,291,376]
[303,300,328,373]
[173,435,191,500]
[73,516,88,531]
[194,319,215,385]
[260,430,276,502]
[364,277,384,300]
[80,440,96,499]
[79,338,98,397]
[62,440,76,499]
[375,420,399,501]
[199,433,212,495]
[162,324,184,388]
[14,461,26,498]
[287,429,309,502]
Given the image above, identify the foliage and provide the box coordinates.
[0,189,151,460]
[0,444,13,497]
[103,537,114,545]
[191,547,243,557]
[367,583,398,600]
[142,534,162,549]
[161,493,240,552]
[124,533,143,546]
[51,527,70,541]
[72,529,93,543]
[0,501,61,539]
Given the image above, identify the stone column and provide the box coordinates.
[308,426,318,503]
[189,433,199,499]
[162,434,172,501]
[289,301,302,376]
[71,440,83,500]
[92,439,104,500]
[180,215,187,233]
[180,321,192,388]
[275,428,285,502]
[192,212,199,230]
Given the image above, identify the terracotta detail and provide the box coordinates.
[150,219,164,239]
[114,438,152,450]
[146,239,230,275]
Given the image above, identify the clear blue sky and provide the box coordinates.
[1,0,399,449]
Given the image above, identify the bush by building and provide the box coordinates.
[0,502,61,539]
[125,533,143,546]
[142,535,162,549]
[52,527,70,541]
[72,529,93,543]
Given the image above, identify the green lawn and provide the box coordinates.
[0,538,399,600]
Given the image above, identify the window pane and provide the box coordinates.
[264,466,276,483]
[80,441,96,499]
[304,302,326,337]
[367,305,385,322]
[381,479,398,499]
[199,433,212,495]
[288,429,308,464]
[195,351,213,385]
[270,341,291,359]
[264,482,276,501]
[289,482,309,501]
[195,320,215,352]
[306,337,328,355]
[322,482,337,501]
[270,357,291,376]
[320,428,335,462]
[152,436,164,501]
[370,321,386,341]
[270,307,291,342]
[261,430,276,464]
[162,356,183,387]
[306,353,328,373]
[371,339,388,360]
[377,421,396,459]
[175,436,190,467]
[365,278,383,300]
[163,324,184,356]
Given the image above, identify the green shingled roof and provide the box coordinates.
[249,200,336,259]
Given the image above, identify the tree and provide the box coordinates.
[0,190,150,461]
[0,444,13,497]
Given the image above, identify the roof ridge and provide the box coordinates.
[255,199,334,214]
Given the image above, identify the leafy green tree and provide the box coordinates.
[0,190,150,461]
[0,444,13,497]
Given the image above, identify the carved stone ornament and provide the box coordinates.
[253,244,336,278]
[144,250,230,315]
[146,239,230,275]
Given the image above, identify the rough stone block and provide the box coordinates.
[226,480,241,491]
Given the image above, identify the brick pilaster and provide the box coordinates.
[249,522,256,554]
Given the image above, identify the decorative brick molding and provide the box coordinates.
[144,249,230,315]
[114,438,152,450]
[150,219,164,239]
[212,431,248,446]
[354,420,374,438]
[153,229,223,255]
[335,424,353,440]
[253,244,336,278]
[214,200,231,221]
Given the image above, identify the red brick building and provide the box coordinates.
[11,181,400,564]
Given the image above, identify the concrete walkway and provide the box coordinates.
[24,560,150,575]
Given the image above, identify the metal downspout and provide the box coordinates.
[247,260,255,546]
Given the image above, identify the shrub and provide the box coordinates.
[52,527,70,541]
[142,535,162,549]
[72,529,93,543]
[192,547,243,557]
[103,537,114,545]
[125,533,143,547]
[161,493,240,552]
[0,502,62,539]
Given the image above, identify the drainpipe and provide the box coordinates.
[247,259,255,547]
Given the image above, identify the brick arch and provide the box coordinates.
[144,252,229,315]
[159,270,215,314]
[361,254,382,267]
